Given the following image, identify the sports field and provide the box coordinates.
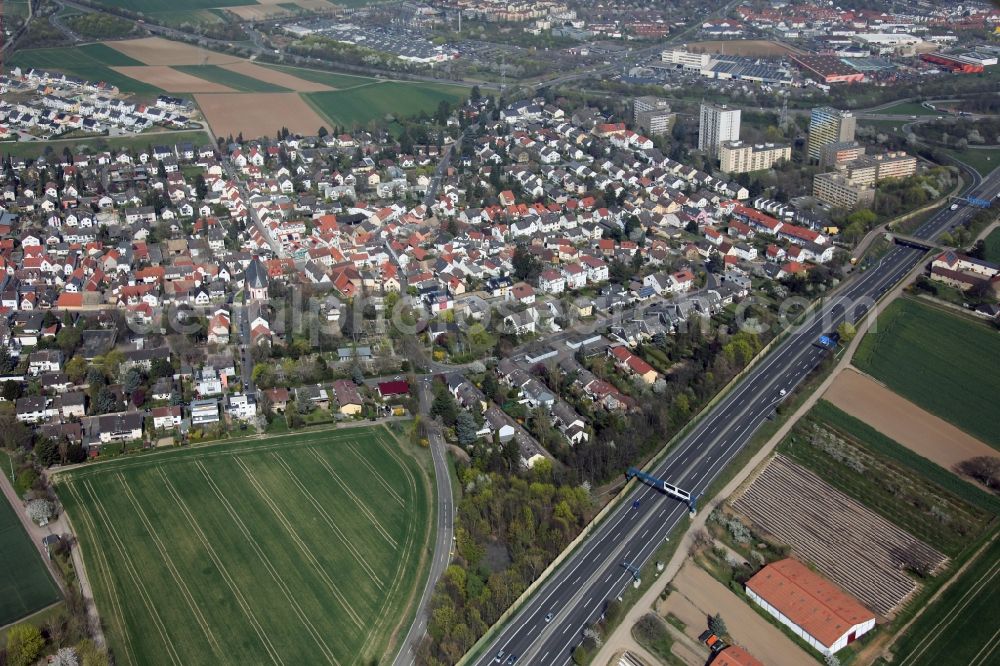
[0,491,62,626]
[305,81,469,127]
[56,425,433,666]
[853,298,1000,448]
[888,534,1000,666]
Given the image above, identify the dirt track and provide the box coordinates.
[823,369,996,473]
[659,562,812,666]
[111,66,235,93]
[195,92,327,139]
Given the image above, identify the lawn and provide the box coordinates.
[55,424,432,666]
[8,45,162,93]
[173,65,291,92]
[981,227,1000,264]
[1,130,212,160]
[940,147,1000,177]
[0,490,62,626]
[885,533,1000,666]
[853,298,1000,448]
[305,81,469,128]
[778,401,997,556]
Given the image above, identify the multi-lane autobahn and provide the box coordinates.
[471,172,998,666]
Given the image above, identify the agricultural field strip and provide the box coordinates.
[62,483,136,666]
[114,474,224,658]
[59,428,371,479]
[268,453,385,587]
[346,441,405,505]
[194,460,341,664]
[80,480,183,665]
[155,467,284,665]
[231,455,365,629]
[854,298,1000,447]
[898,557,1000,666]
[734,455,946,615]
[307,448,398,548]
[59,428,425,665]
[352,432,425,665]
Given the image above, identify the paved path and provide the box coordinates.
[393,378,455,666]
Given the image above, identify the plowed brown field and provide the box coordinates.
[824,369,996,473]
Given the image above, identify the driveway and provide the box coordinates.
[660,562,814,666]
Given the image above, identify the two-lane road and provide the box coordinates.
[472,171,997,665]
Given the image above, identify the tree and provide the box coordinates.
[56,325,82,355]
[2,380,23,401]
[352,363,365,385]
[5,623,44,666]
[123,368,143,394]
[34,437,59,467]
[95,386,119,414]
[149,357,174,381]
[709,612,727,636]
[65,356,88,384]
[26,499,53,525]
[51,647,80,666]
[956,456,1000,489]
[836,321,857,343]
[455,411,478,446]
[431,387,459,427]
[0,345,17,374]
[512,245,541,281]
[0,415,34,452]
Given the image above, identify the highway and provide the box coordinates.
[471,172,998,666]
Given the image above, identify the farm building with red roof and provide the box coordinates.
[746,558,875,655]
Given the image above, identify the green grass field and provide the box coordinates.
[854,298,1000,448]
[941,147,1000,177]
[8,44,163,93]
[779,401,997,555]
[981,227,1000,264]
[0,491,62,626]
[10,43,144,68]
[305,81,469,127]
[173,65,292,92]
[885,534,1000,666]
[56,425,432,666]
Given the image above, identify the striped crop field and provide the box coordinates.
[55,424,433,666]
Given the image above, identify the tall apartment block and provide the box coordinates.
[633,96,676,136]
[807,107,856,162]
[698,103,741,159]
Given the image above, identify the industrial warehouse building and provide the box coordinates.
[745,558,876,655]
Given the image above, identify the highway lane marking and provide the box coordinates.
[573,576,580,584]
[641,529,649,539]
[483,249,925,664]
[605,574,612,583]
[541,651,549,662]
[562,623,572,634]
